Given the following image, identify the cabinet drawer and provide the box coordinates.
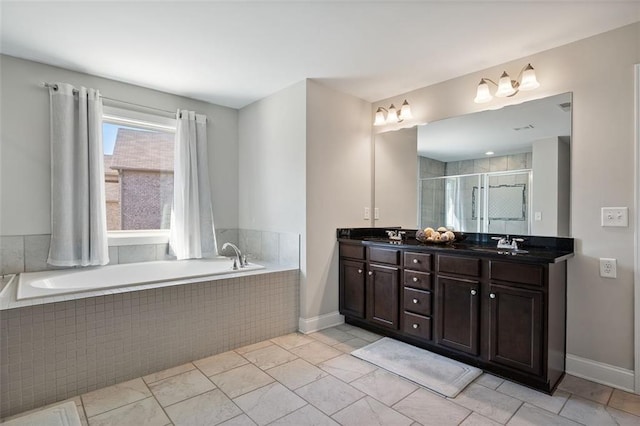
[490,261,544,287]
[438,255,481,277]
[403,287,431,316]
[340,244,365,260]
[404,252,431,272]
[369,247,400,265]
[403,312,432,340]
[403,271,432,291]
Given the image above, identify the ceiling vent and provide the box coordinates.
[513,124,535,131]
[558,102,571,112]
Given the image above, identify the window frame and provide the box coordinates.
[102,105,177,247]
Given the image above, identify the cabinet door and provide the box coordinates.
[367,264,400,330]
[488,284,543,376]
[436,276,480,355]
[339,259,366,319]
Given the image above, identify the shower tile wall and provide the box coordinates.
[0,270,300,418]
[418,157,446,229]
[0,229,300,275]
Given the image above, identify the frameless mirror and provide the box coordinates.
[374,92,572,237]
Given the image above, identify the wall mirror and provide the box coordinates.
[374,92,572,237]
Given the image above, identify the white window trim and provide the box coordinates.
[103,105,176,246]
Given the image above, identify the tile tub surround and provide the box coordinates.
[3,325,640,426]
[0,229,300,275]
[0,270,299,418]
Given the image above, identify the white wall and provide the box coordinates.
[0,55,239,235]
[374,127,418,228]
[372,23,640,373]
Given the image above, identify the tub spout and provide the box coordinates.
[222,242,245,268]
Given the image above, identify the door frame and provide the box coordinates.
[634,63,640,393]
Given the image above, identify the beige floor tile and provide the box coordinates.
[266,358,328,390]
[309,328,354,346]
[290,341,343,365]
[332,396,413,426]
[333,338,370,353]
[393,388,470,426]
[343,327,382,343]
[497,380,570,414]
[143,363,195,385]
[233,382,306,426]
[269,404,339,426]
[334,323,360,333]
[270,333,315,350]
[194,350,249,377]
[235,340,274,355]
[164,389,242,426]
[474,373,504,390]
[452,383,522,424]
[219,414,257,425]
[149,369,216,407]
[243,344,298,370]
[82,378,151,417]
[608,388,640,416]
[86,397,170,426]
[318,354,377,383]
[605,406,640,426]
[557,374,613,404]
[459,412,503,426]
[295,375,365,415]
[350,369,418,406]
[211,364,275,399]
[507,403,581,426]
[559,395,621,425]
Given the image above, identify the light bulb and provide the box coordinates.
[474,79,492,103]
[386,104,399,123]
[399,100,412,120]
[495,72,516,97]
[519,64,540,91]
[374,107,386,126]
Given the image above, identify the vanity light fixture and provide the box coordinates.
[474,63,540,104]
[374,100,412,125]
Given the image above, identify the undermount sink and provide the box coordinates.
[469,247,529,255]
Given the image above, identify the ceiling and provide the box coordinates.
[1,1,639,109]
[416,92,572,162]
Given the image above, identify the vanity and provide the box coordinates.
[338,228,574,393]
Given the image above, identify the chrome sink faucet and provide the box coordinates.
[491,235,524,250]
[222,242,246,269]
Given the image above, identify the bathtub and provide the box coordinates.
[16,258,264,300]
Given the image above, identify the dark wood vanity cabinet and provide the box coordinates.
[338,240,569,394]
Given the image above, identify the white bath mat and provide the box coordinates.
[2,401,81,426]
[352,337,481,397]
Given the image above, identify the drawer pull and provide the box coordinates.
[357,269,362,274]
[413,259,419,264]
[412,298,419,304]
[368,271,373,276]
[412,323,419,329]
[490,293,496,299]
[470,289,477,296]
[412,277,418,282]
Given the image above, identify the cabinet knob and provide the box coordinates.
[490,293,496,299]
[412,298,419,304]
[470,289,477,296]
[413,259,419,264]
[412,323,419,329]
[357,269,362,274]
[368,271,373,276]
[412,277,418,282]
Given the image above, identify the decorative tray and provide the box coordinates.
[415,230,466,244]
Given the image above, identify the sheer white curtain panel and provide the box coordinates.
[169,110,218,259]
[47,83,109,266]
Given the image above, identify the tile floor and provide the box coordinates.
[3,323,640,426]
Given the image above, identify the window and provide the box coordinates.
[102,106,176,237]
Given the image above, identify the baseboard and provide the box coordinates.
[298,311,344,334]
[566,353,635,392]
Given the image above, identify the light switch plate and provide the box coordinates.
[534,212,542,221]
[601,207,628,227]
[599,258,617,278]
[364,207,370,220]
[374,208,380,220]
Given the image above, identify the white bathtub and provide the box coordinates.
[16,258,264,300]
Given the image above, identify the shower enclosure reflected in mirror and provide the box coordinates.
[374,92,572,237]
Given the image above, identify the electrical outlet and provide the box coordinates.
[601,207,628,227]
[534,212,542,221]
[374,208,380,220]
[599,258,617,278]
[364,207,370,220]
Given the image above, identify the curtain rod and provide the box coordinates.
[41,82,177,117]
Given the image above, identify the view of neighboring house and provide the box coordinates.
[105,128,174,230]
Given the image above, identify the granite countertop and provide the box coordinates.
[337,228,574,264]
